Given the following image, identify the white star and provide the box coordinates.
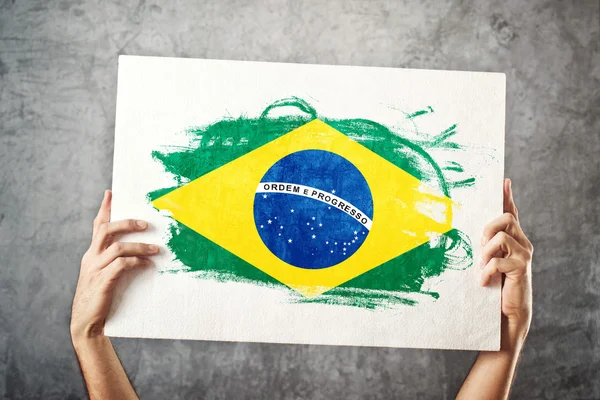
[328,207,331,210]
[343,242,346,246]
[352,240,355,243]
[312,216,315,220]
[260,225,264,228]
[326,241,329,244]
[354,236,358,240]
[278,233,281,236]
[312,234,316,239]
[291,209,295,213]
[334,242,338,245]
[319,223,322,227]
[274,217,277,220]
[288,238,292,243]
[280,225,283,229]
[362,232,365,235]
[263,194,267,199]
[354,231,358,235]
[330,250,334,253]
[311,227,314,230]
[343,248,346,251]
[307,222,310,225]
[267,219,272,224]
[343,252,346,255]
[331,189,336,194]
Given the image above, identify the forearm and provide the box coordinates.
[72,335,138,400]
[457,319,528,400]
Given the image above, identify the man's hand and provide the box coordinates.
[70,190,159,341]
[70,190,155,399]
[481,178,533,344]
[457,178,533,400]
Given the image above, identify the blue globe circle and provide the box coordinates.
[253,150,373,269]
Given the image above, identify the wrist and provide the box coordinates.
[70,321,106,347]
[507,313,531,336]
[501,315,530,355]
[71,332,110,353]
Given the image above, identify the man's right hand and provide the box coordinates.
[70,190,159,342]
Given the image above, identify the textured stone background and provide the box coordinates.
[1,0,599,399]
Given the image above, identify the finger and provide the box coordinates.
[102,256,151,289]
[95,242,159,269]
[483,212,529,250]
[480,257,522,286]
[93,190,112,238]
[503,178,519,222]
[481,231,529,266]
[92,219,149,250]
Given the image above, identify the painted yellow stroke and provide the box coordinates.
[153,119,454,298]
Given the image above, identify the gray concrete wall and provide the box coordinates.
[0,0,598,399]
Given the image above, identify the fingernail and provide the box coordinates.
[136,220,148,228]
[148,244,159,252]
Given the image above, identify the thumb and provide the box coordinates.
[503,178,519,222]
[93,190,112,237]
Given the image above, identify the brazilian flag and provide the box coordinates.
[150,98,471,308]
